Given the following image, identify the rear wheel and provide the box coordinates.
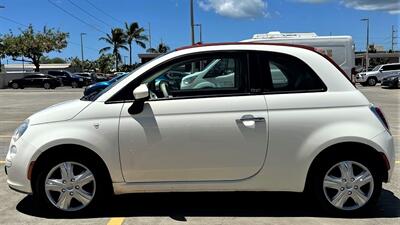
[311,155,382,216]
[43,82,51,89]
[33,156,108,215]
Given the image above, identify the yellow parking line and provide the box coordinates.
[107,218,124,225]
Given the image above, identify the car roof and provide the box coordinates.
[175,42,317,52]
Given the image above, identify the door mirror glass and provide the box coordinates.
[133,84,149,100]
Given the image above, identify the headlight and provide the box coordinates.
[390,77,398,80]
[12,120,29,141]
[79,78,83,81]
[8,145,18,160]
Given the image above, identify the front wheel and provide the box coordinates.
[367,77,377,86]
[33,157,106,215]
[71,81,78,88]
[311,157,382,216]
[43,82,51,89]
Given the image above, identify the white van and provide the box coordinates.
[242,32,355,78]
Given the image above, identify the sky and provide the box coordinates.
[0,0,399,64]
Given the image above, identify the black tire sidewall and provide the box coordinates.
[33,156,107,216]
[311,155,382,217]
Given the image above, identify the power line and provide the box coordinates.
[84,0,123,24]
[0,15,28,28]
[66,0,113,28]
[48,0,107,34]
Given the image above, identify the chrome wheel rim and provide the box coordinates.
[44,83,50,89]
[323,161,374,211]
[12,83,18,89]
[45,162,96,212]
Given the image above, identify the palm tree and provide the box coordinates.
[124,22,147,65]
[146,42,170,54]
[99,28,128,71]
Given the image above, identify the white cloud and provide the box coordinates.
[198,0,268,19]
[341,0,400,14]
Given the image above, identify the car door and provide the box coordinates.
[31,75,43,87]
[118,52,269,182]
[22,75,35,87]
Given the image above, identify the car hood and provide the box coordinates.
[28,99,92,125]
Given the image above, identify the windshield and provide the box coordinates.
[372,66,381,71]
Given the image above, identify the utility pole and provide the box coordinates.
[391,25,398,52]
[190,0,195,45]
[80,33,86,72]
[361,18,370,71]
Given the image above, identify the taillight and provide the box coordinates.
[370,105,390,132]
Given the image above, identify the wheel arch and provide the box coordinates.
[305,141,390,192]
[30,144,113,194]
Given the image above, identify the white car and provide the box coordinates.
[356,63,400,86]
[5,43,394,216]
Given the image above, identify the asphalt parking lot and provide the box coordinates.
[0,85,399,225]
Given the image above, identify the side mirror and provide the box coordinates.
[379,69,383,72]
[129,84,149,115]
[133,84,149,100]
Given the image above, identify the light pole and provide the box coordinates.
[361,18,369,71]
[194,24,202,43]
[190,0,195,45]
[0,5,4,73]
[80,32,86,72]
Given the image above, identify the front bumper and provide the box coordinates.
[5,137,37,194]
[355,75,367,83]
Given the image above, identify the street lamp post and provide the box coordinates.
[194,24,202,43]
[0,5,4,73]
[80,33,86,72]
[361,18,369,71]
[190,0,195,45]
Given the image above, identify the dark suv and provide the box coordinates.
[47,70,86,88]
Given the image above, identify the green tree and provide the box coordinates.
[96,54,114,73]
[99,28,127,71]
[2,25,69,72]
[146,42,170,53]
[124,22,147,66]
[68,57,97,72]
[0,37,5,73]
[40,56,66,64]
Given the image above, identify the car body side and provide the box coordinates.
[6,44,394,195]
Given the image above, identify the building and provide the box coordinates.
[3,63,76,74]
[355,52,400,70]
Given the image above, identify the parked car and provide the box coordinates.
[93,73,110,82]
[5,43,394,216]
[381,74,400,89]
[83,73,127,96]
[47,70,86,88]
[355,63,400,86]
[73,72,93,85]
[8,73,61,89]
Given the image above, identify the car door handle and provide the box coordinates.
[240,117,265,122]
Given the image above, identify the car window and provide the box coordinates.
[262,52,326,92]
[142,55,244,100]
[24,75,36,79]
[25,75,43,79]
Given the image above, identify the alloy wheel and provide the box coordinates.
[44,162,96,212]
[323,161,374,211]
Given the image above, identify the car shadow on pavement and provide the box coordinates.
[16,189,400,220]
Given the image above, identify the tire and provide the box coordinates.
[33,155,108,216]
[71,81,78,88]
[11,82,19,89]
[43,82,51,89]
[310,154,382,217]
[366,77,377,86]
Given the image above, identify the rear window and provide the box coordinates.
[261,52,326,92]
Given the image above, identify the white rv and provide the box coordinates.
[242,32,355,78]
